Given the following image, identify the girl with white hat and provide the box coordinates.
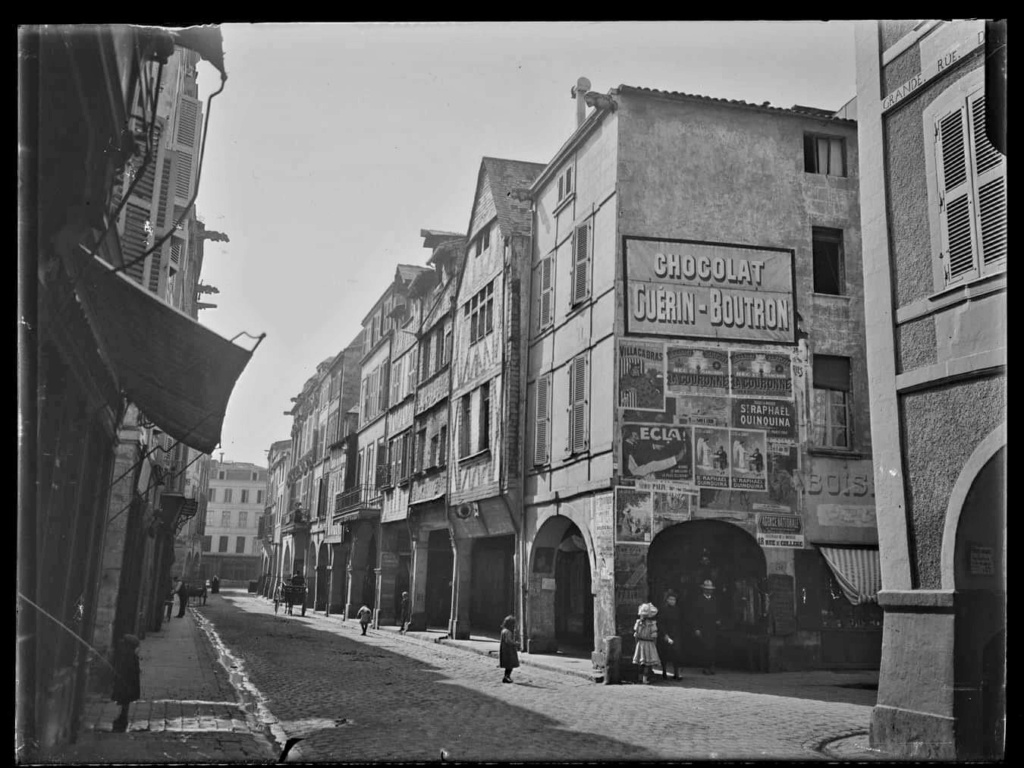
[632,602,661,684]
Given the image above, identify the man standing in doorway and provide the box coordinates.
[692,579,720,675]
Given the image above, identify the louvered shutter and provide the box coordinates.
[572,222,591,305]
[935,103,977,285]
[968,92,1006,271]
[567,355,589,454]
[534,374,551,465]
[539,256,553,328]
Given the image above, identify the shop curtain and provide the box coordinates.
[818,546,881,606]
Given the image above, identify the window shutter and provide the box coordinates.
[968,92,1006,269]
[391,358,402,403]
[572,222,590,305]
[935,103,977,284]
[534,375,551,465]
[539,256,553,328]
[572,355,589,453]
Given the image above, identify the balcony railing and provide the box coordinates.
[281,509,311,535]
[334,485,381,518]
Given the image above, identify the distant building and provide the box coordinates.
[854,20,1005,760]
[202,460,268,583]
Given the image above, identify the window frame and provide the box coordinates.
[803,133,847,177]
[466,280,495,345]
[566,354,590,456]
[923,68,1006,291]
[812,355,853,451]
[569,218,593,308]
[533,373,552,466]
[537,254,554,331]
[812,227,846,296]
[478,382,491,453]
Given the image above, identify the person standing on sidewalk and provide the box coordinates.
[633,603,660,685]
[657,589,683,680]
[164,580,177,621]
[357,605,372,635]
[499,615,519,684]
[176,577,189,618]
[692,579,720,675]
[398,592,411,634]
[111,634,141,732]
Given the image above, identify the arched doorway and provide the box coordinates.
[528,517,594,655]
[952,446,1005,760]
[315,542,329,612]
[647,520,768,671]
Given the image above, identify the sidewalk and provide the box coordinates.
[39,601,277,764]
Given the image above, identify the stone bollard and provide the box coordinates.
[602,636,622,685]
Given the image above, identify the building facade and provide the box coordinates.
[853,20,1006,759]
[446,158,545,639]
[260,439,292,596]
[202,461,268,583]
[405,231,466,631]
[522,80,880,671]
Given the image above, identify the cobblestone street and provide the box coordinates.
[201,591,877,762]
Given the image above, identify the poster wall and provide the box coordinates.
[621,423,693,482]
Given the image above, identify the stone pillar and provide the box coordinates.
[448,534,472,639]
[89,428,142,689]
[599,636,622,685]
[327,543,347,615]
[375,549,400,628]
[407,530,430,631]
[345,529,370,620]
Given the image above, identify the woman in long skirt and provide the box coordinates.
[633,602,660,684]
[499,615,520,683]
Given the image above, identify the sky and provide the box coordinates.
[193,21,859,468]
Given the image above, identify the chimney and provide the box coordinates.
[571,77,591,128]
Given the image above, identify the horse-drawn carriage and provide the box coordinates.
[274,579,307,616]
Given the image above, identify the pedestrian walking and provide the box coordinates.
[398,591,411,634]
[657,589,683,680]
[110,634,141,732]
[692,579,721,675]
[176,577,189,618]
[633,602,660,685]
[163,579,176,621]
[499,615,519,684]
[211,575,220,594]
[357,605,372,635]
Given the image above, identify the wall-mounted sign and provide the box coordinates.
[621,423,693,483]
[756,513,804,548]
[614,487,653,545]
[881,21,986,113]
[732,398,797,439]
[667,347,730,396]
[730,352,794,399]
[798,457,878,536]
[968,544,995,576]
[624,237,796,343]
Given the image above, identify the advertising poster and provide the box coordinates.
[623,396,675,425]
[761,442,800,511]
[621,423,693,483]
[614,487,652,545]
[732,398,797,439]
[618,340,666,411]
[624,238,796,343]
[676,395,731,428]
[756,513,805,548]
[693,426,730,488]
[653,490,693,535]
[728,428,768,491]
[667,347,729,396]
[730,351,793,399]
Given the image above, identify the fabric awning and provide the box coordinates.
[72,249,254,454]
[819,546,881,606]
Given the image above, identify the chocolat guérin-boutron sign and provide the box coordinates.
[625,237,795,343]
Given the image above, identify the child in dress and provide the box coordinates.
[357,605,372,635]
[633,602,660,685]
[499,615,520,684]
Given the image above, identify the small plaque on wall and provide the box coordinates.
[968,544,995,576]
[541,578,557,591]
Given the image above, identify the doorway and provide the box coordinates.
[425,529,453,628]
[470,535,515,636]
[555,529,594,650]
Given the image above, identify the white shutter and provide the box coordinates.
[572,221,591,305]
[534,375,551,466]
[539,255,553,328]
[935,102,977,285]
[968,92,1006,270]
